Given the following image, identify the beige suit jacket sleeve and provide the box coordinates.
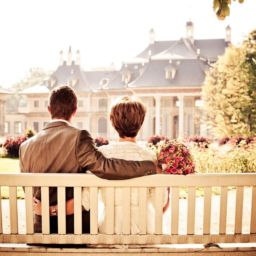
[75,130,156,179]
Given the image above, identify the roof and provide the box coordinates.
[136,41,177,59]
[128,59,208,88]
[194,39,227,61]
[20,84,50,94]
[138,38,227,62]
[106,63,147,90]
[19,35,227,95]
[152,38,197,60]
[84,70,118,90]
[0,88,11,94]
[49,62,91,92]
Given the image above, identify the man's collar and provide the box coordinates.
[49,119,71,125]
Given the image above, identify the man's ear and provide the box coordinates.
[72,107,77,118]
[47,106,51,115]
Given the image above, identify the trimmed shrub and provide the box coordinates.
[3,136,27,158]
[186,136,211,150]
[147,135,168,146]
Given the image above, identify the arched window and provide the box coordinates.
[98,117,107,135]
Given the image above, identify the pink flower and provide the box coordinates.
[151,140,195,175]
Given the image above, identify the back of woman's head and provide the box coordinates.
[110,96,146,138]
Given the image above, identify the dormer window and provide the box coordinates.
[122,68,132,84]
[49,79,56,88]
[165,60,180,80]
[165,67,176,80]
[100,78,109,89]
[68,80,77,87]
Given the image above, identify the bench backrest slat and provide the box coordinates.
[187,187,196,235]
[89,187,98,235]
[41,186,50,234]
[138,188,147,234]
[235,186,244,234]
[251,186,256,234]
[104,187,114,234]
[203,187,212,235]
[24,186,34,234]
[171,187,179,235]
[219,186,228,234]
[57,187,66,234]
[9,187,18,234]
[74,187,82,235]
[154,187,163,234]
[122,187,131,234]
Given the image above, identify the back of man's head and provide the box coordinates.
[48,85,77,121]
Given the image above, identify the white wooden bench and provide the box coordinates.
[0,173,256,255]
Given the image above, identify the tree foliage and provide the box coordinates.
[203,30,256,137]
[6,68,51,113]
[213,0,245,20]
[13,68,51,91]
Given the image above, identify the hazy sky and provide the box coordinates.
[0,0,255,86]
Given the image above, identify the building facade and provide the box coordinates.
[0,89,10,137]
[4,22,230,140]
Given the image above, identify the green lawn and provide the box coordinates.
[0,158,23,198]
[0,158,20,173]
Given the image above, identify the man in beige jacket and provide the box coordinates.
[19,85,157,234]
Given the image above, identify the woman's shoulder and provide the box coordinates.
[135,144,157,161]
[98,141,156,161]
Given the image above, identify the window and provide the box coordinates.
[44,101,48,107]
[43,122,49,128]
[98,98,107,110]
[98,117,107,134]
[33,122,39,132]
[77,122,83,129]
[195,99,203,107]
[78,100,83,107]
[4,122,10,134]
[34,100,39,108]
[14,121,22,134]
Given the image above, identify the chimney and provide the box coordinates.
[225,25,231,43]
[59,50,64,66]
[186,21,194,43]
[149,28,155,45]
[67,46,72,65]
[76,50,80,65]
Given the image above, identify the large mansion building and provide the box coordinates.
[2,22,231,140]
[0,89,9,136]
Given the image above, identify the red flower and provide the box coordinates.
[155,140,195,175]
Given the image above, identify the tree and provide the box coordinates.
[203,30,256,137]
[213,0,245,20]
[13,68,51,91]
[6,68,52,113]
[243,30,256,133]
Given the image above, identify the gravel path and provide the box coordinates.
[1,188,252,234]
